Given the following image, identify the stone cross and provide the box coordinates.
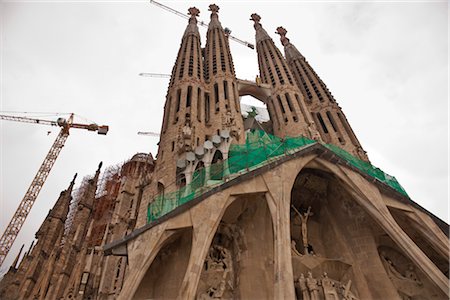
[292,205,313,254]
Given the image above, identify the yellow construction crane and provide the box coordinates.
[0,113,108,267]
[149,0,255,50]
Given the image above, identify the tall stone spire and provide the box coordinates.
[203,4,244,142]
[155,6,206,195]
[276,26,368,161]
[17,175,78,299]
[251,14,319,139]
[46,163,102,299]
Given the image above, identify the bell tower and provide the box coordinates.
[155,7,206,191]
[250,13,319,139]
[276,26,369,161]
[204,4,244,143]
[149,5,245,211]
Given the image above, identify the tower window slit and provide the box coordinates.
[223,81,228,99]
[218,30,226,72]
[294,94,305,122]
[277,95,286,114]
[186,86,192,108]
[286,93,298,122]
[212,30,217,75]
[197,87,202,122]
[214,83,219,112]
[226,38,234,73]
[326,111,338,132]
[316,113,328,133]
[266,43,284,85]
[176,89,181,112]
[258,54,268,83]
[197,38,201,79]
[337,112,358,144]
[275,48,294,85]
[296,63,312,100]
[188,38,194,76]
[285,93,294,112]
[178,40,188,79]
[205,92,210,123]
[262,49,275,86]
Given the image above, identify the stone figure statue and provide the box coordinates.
[299,273,311,300]
[292,205,314,254]
[404,264,422,286]
[308,122,321,140]
[291,240,302,256]
[306,271,320,300]
[322,272,339,300]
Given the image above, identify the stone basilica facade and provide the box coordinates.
[0,4,448,300]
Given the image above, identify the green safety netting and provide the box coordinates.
[147,130,408,223]
[322,143,408,197]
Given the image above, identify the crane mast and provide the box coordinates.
[0,113,108,267]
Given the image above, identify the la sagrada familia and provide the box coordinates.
[0,4,448,300]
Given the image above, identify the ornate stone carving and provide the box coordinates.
[308,122,322,141]
[378,247,431,299]
[292,205,314,254]
[275,26,290,46]
[208,4,219,14]
[188,7,200,18]
[291,240,302,256]
[250,13,261,24]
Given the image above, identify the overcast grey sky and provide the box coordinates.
[0,1,448,272]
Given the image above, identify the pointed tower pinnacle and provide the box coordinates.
[17,172,80,298]
[276,26,368,161]
[48,173,77,221]
[250,14,319,139]
[10,244,24,271]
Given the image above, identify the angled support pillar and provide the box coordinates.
[262,170,296,300]
[341,174,449,297]
[177,194,231,299]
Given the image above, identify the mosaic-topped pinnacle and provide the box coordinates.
[209,4,219,14]
[250,13,261,25]
[188,7,200,19]
[276,26,290,46]
[250,13,271,43]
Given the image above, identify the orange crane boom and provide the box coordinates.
[0,113,108,267]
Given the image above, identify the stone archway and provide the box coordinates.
[387,207,449,276]
[285,158,449,299]
[132,228,193,299]
[289,168,375,299]
[195,193,275,299]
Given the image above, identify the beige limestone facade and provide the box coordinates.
[0,4,448,300]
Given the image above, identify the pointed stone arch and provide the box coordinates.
[387,207,449,275]
[210,150,224,181]
[194,193,275,299]
[132,227,193,299]
[283,156,449,297]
